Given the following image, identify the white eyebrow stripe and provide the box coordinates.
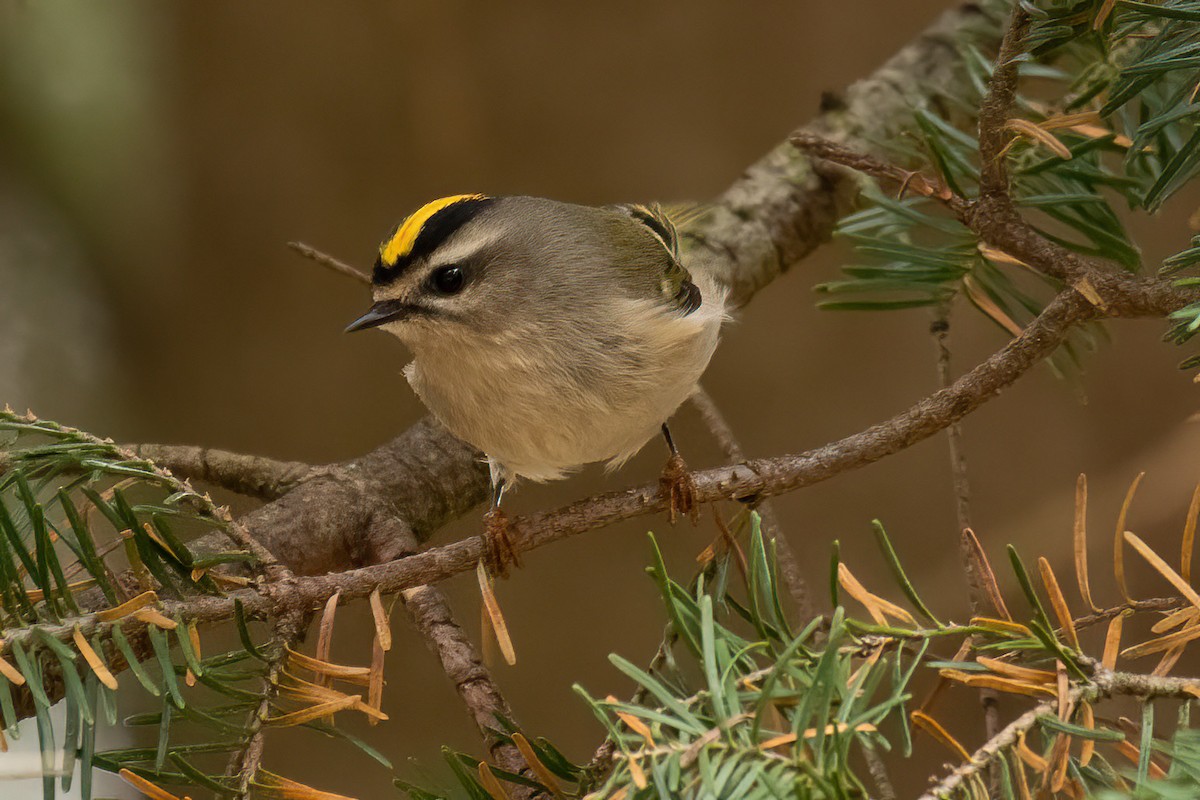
[425,224,505,270]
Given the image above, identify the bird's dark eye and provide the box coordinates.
[428,264,465,295]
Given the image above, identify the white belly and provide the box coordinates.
[407,281,725,484]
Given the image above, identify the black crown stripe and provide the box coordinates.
[373,196,497,285]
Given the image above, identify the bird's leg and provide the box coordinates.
[659,422,699,525]
[483,473,521,578]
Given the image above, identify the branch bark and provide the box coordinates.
[127,444,313,501]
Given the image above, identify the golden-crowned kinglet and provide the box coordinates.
[347,194,726,568]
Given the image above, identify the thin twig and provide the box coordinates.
[932,306,1000,790]
[1071,597,1182,631]
[966,5,1117,299]
[227,612,307,798]
[917,667,1200,800]
[931,312,973,537]
[689,385,812,620]
[977,5,1032,201]
[119,437,291,581]
[582,626,680,789]
[790,131,1189,308]
[369,516,538,796]
[287,241,371,286]
[863,746,898,800]
[401,585,535,788]
[689,385,749,462]
[791,132,969,214]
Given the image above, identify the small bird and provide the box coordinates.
[346,194,726,573]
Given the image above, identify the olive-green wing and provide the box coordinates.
[613,202,703,315]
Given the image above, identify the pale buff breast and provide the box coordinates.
[407,277,726,483]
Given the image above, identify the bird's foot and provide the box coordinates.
[659,453,699,525]
[483,507,522,578]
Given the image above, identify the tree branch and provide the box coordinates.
[127,443,314,501]
[932,312,974,538]
[286,241,371,286]
[977,5,1031,200]
[792,131,1200,313]
[227,418,489,575]
[369,516,532,789]
[399,585,531,781]
[931,306,1001,790]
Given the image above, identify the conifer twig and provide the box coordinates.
[917,668,1200,800]
[401,584,535,793]
[790,132,969,213]
[367,518,536,794]
[931,306,1001,787]
[977,5,1031,201]
[862,746,898,800]
[287,241,371,286]
[931,312,973,538]
[227,611,306,797]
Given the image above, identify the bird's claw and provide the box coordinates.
[483,507,522,578]
[660,453,699,525]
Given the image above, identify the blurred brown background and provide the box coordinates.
[3,2,1199,798]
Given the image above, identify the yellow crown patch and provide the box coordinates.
[380,194,486,266]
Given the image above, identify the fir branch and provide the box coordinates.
[932,311,974,538]
[790,132,968,211]
[1069,596,1183,631]
[918,668,1200,800]
[932,307,1001,790]
[227,614,305,798]
[373,514,533,791]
